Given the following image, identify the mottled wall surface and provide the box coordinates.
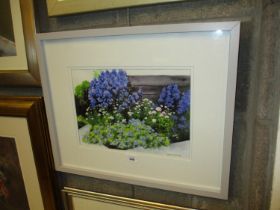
[3,0,278,209]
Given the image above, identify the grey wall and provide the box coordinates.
[2,0,279,209]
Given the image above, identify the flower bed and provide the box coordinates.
[75,69,190,150]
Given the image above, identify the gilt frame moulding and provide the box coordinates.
[36,22,240,199]
[62,187,197,210]
[0,96,58,210]
[46,0,186,16]
[0,0,40,86]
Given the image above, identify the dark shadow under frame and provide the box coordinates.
[0,0,40,87]
[0,96,58,210]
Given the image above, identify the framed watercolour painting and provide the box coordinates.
[0,97,58,210]
[0,0,40,86]
[46,0,186,16]
[36,22,240,199]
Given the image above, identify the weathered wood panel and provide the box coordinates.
[129,75,190,101]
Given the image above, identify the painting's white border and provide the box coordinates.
[0,0,28,70]
[0,117,44,210]
[36,22,240,199]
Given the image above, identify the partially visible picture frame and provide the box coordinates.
[37,22,240,199]
[0,96,58,210]
[0,0,40,86]
[46,0,185,16]
[62,187,196,210]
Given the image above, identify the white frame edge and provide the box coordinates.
[220,23,240,198]
[270,108,280,210]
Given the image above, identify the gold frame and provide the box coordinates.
[0,97,58,210]
[47,0,185,16]
[62,187,196,210]
[0,0,40,86]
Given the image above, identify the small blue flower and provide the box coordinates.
[88,69,141,111]
[177,90,190,115]
[177,115,189,129]
[158,84,181,109]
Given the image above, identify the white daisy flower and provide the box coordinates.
[156,107,162,112]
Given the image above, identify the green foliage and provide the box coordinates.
[77,115,88,125]
[93,70,102,79]
[74,80,90,128]
[84,107,125,126]
[74,80,90,99]
[83,119,170,150]
[130,98,154,120]
[130,98,175,139]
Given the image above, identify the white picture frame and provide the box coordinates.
[36,22,240,199]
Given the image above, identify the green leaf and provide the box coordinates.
[74,80,90,99]
[92,70,102,78]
